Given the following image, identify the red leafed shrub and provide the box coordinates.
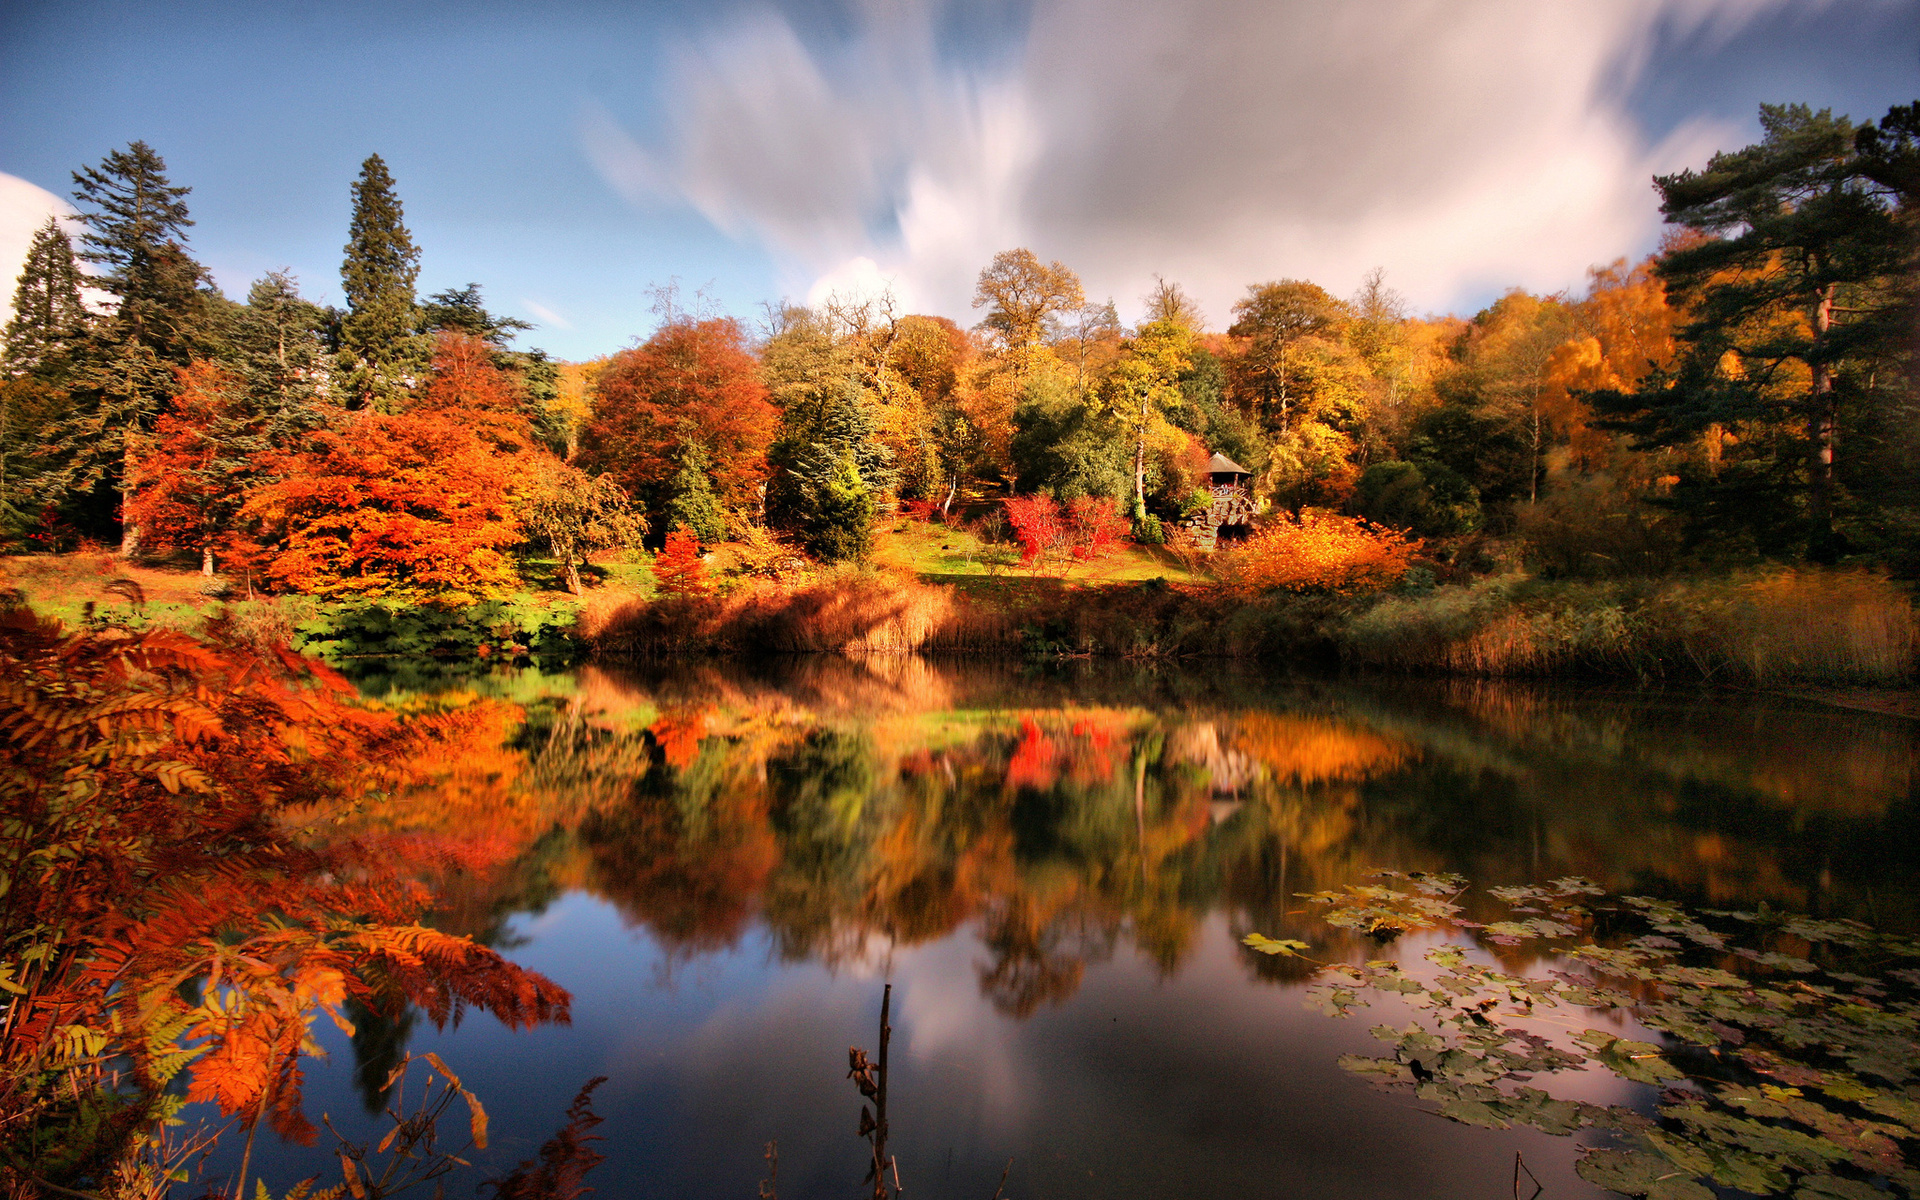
[1064,496,1128,561]
[1004,495,1132,568]
[1003,495,1068,566]
[653,526,710,597]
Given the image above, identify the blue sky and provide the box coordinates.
[1,0,1914,361]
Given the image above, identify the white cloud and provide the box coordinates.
[0,173,77,334]
[522,297,574,330]
[581,0,1811,325]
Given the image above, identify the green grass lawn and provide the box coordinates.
[869,519,1205,585]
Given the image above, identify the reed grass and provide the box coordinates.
[1340,569,1917,684]
[536,562,1920,686]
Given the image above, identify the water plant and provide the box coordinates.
[1246,872,1920,1197]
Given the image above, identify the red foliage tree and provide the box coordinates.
[246,410,524,606]
[1003,494,1068,566]
[124,360,263,574]
[651,525,710,597]
[1064,496,1128,561]
[579,318,776,514]
[1004,495,1130,568]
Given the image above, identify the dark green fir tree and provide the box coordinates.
[339,153,423,408]
[52,142,214,551]
[3,217,91,381]
[227,271,333,441]
[665,442,727,546]
[770,381,895,562]
[70,140,208,363]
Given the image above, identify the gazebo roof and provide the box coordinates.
[1206,452,1252,476]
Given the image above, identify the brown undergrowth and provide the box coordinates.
[580,567,1917,686]
[578,569,1347,661]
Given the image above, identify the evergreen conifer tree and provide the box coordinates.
[665,442,727,546]
[51,142,214,550]
[773,382,895,561]
[338,154,423,407]
[3,218,90,380]
[70,141,207,363]
[229,271,332,438]
[1595,103,1914,561]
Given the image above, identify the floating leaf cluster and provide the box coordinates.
[1247,872,1920,1198]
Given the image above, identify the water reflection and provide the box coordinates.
[372,658,1918,981]
[259,657,1917,1199]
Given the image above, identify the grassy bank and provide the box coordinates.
[583,566,1918,686]
[5,550,1912,686]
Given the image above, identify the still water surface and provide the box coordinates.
[234,658,1920,1199]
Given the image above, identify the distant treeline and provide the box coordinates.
[2,100,1916,608]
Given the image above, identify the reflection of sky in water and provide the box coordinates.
[216,663,1916,1198]
[239,907,1636,1199]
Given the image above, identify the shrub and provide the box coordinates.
[652,526,711,597]
[1221,511,1423,595]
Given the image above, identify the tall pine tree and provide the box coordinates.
[338,154,422,408]
[3,217,91,381]
[53,142,213,551]
[1596,103,1913,562]
[71,141,207,363]
[228,271,332,438]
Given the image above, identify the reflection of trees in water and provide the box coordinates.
[339,664,1920,1026]
[347,998,418,1115]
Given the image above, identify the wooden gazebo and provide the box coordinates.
[1179,452,1259,550]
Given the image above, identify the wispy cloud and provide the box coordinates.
[522,297,574,330]
[579,0,1816,323]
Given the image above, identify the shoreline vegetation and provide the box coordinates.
[5,544,1913,689]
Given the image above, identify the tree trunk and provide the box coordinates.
[1807,283,1837,558]
[1132,393,1149,522]
[201,545,214,576]
[564,557,582,595]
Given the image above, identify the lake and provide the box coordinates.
[225,656,1920,1199]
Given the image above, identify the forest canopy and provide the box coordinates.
[1,100,1915,600]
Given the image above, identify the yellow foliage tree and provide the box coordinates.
[1221,510,1422,594]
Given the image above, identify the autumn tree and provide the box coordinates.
[339,153,423,408]
[515,457,645,594]
[1228,280,1348,432]
[891,314,976,512]
[124,360,265,575]
[973,248,1085,356]
[1141,275,1206,331]
[247,408,524,605]
[1101,318,1202,525]
[1597,102,1915,561]
[580,317,776,526]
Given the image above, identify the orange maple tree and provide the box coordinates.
[579,318,776,514]
[246,410,524,605]
[124,360,264,574]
